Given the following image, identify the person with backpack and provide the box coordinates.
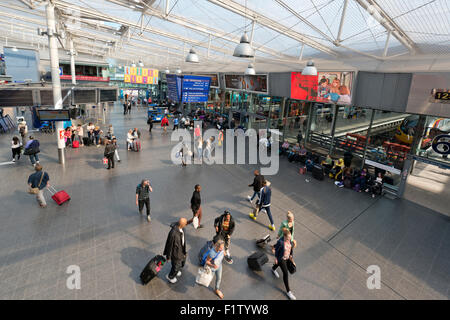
[24,136,40,166]
[214,210,235,264]
[272,229,297,300]
[136,179,153,222]
[187,184,203,228]
[203,239,226,299]
[250,180,275,231]
[27,163,50,208]
[247,170,265,205]
[164,218,187,284]
[103,140,116,170]
[147,116,153,133]
[11,136,22,162]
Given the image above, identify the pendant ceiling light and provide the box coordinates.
[138,60,144,67]
[185,48,199,63]
[131,62,136,67]
[175,68,182,74]
[164,68,170,74]
[233,33,254,58]
[302,60,317,76]
[245,63,256,75]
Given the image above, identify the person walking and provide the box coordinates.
[180,142,190,167]
[164,218,188,284]
[87,122,95,144]
[161,115,169,133]
[147,116,153,133]
[111,136,120,162]
[214,210,235,264]
[18,120,28,145]
[277,211,295,241]
[76,124,84,146]
[136,179,153,222]
[27,163,50,208]
[127,101,132,114]
[104,140,116,170]
[123,101,128,115]
[93,126,102,147]
[11,136,22,162]
[127,129,135,150]
[204,239,226,299]
[250,180,275,231]
[23,136,40,166]
[272,229,297,300]
[247,170,265,204]
[187,184,203,228]
[173,116,179,130]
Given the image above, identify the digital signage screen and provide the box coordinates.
[166,74,180,102]
[37,109,71,121]
[192,73,219,88]
[291,71,354,105]
[181,75,211,103]
[224,74,268,93]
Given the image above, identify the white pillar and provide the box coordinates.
[69,38,76,85]
[46,1,65,164]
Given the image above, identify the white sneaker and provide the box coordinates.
[147,216,151,222]
[272,269,280,278]
[177,271,182,277]
[287,291,296,300]
[166,274,177,284]
[247,195,252,202]
[12,159,15,162]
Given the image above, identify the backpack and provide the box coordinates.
[198,240,214,266]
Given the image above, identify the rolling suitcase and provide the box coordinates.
[312,164,324,181]
[48,186,71,205]
[140,255,166,285]
[247,251,268,271]
[299,166,306,175]
[133,139,141,152]
[83,137,90,146]
[72,140,79,148]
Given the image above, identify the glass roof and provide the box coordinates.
[0,0,449,72]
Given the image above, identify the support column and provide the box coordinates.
[361,109,375,169]
[328,104,338,154]
[46,1,65,164]
[69,38,76,85]
[305,103,313,144]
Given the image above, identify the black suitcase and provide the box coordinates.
[247,251,269,271]
[83,137,90,146]
[140,255,166,285]
[312,164,324,180]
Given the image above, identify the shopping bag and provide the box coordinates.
[193,216,199,229]
[195,266,213,287]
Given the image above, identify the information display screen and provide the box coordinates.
[181,75,211,103]
[37,109,71,121]
[73,89,96,104]
[99,89,118,102]
[166,74,181,102]
[192,73,219,88]
[0,89,33,107]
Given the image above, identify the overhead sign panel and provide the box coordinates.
[166,74,181,102]
[124,66,159,84]
[224,74,268,93]
[181,75,211,103]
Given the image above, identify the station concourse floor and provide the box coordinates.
[0,104,449,300]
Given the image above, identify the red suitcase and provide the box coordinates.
[72,140,79,148]
[48,186,71,205]
[299,166,306,174]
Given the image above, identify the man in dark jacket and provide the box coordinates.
[104,140,116,170]
[187,184,203,228]
[247,170,265,205]
[164,218,187,284]
[214,210,235,264]
[250,180,275,231]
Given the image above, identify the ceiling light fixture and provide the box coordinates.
[131,62,136,67]
[233,33,254,58]
[11,46,18,52]
[245,63,256,75]
[175,68,182,74]
[164,68,170,74]
[185,48,199,63]
[302,60,317,76]
[138,60,144,67]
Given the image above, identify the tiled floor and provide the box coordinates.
[0,104,448,300]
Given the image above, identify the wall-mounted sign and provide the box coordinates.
[192,73,219,88]
[182,75,211,103]
[430,89,450,104]
[124,66,159,84]
[224,74,268,93]
[60,75,109,82]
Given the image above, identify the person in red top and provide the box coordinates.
[64,127,72,147]
[161,116,169,133]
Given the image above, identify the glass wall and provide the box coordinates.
[414,115,450,165]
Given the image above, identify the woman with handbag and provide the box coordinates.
[272,229,297,300]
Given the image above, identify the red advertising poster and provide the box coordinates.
[60,75,109,82]
[291,72,318,101]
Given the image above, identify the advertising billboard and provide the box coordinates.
[224,74,268,93]
[191,73,219,88]
[124,66,159,84]
[291,71,354,105]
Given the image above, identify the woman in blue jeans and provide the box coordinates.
[24,136,40,166]
[205,239,225,299]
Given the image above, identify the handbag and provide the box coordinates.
[195,266,213,287]
[192,216,199,229]
[287,258,296,274]
[28,172,45,195]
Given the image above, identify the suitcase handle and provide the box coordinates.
[46,185,57,195]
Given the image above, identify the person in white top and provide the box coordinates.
[11,136,22,162]
[18,121,28,144]
[76,124,84,146]
[126,129,134,150]
[86,122,95,143]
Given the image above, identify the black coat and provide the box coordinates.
[163,223,186,262]
[214,213,235,236]
[190,191,201,212]
[250,174,265,192]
